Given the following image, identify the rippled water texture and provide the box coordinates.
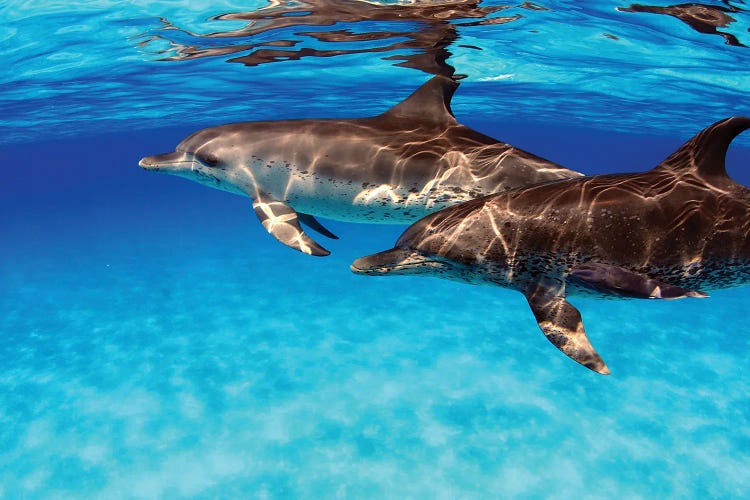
[2,0,750,497]
[2,0,750,145]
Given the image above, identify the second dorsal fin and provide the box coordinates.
[379,76,459,125]
[656,116,750,179]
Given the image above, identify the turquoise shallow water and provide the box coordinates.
[3,128,750,497]
[3,0,750,497]
[3,203,749,497]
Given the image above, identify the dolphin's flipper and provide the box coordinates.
[298,213,339,240]
[525,285,610,375]
[569,263,708,299]
[252,196,330,256]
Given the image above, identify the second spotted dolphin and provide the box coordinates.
[353,117,750,374]
[140,77,580,256]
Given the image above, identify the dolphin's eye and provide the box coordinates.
[197,152,221,167]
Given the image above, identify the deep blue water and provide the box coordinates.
[3,1,750,497]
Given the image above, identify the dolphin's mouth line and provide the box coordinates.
[350,259,443,273]
[139,159,195,170]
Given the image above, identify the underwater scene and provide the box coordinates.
[3,0,750,497]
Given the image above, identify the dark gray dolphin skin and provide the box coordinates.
[618,3,746,48]
[139,76,580,256]
[352,117,750,374]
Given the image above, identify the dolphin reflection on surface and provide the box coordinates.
[136,0,543,77]
[618,2,747,47]
[353,117,750,374]
[140,76,581,256]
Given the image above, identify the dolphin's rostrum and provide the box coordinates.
[140,76,581,256]
[352,117,750,374]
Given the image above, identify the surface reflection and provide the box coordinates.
[618,2,747,47]
[138,0,545,76]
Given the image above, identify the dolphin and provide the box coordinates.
[139,76,581,256]
[352,117,750,374]
[146,0,515,77]
[618,3,745,48]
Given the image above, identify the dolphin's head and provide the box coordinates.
[351,215,461,277]
[350,247,450,276]
[139,126,246,193]
[352,199,497,280]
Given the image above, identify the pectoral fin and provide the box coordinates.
[298,213,339,240]
[525,285,610,375]
[252,196,330,256]
[569,263,707,299]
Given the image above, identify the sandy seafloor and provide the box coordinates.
[1,123,749,498]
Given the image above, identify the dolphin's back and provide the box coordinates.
[401,117,750,290]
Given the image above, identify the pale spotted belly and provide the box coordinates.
[281,175,480,224]
[232,155,493,223]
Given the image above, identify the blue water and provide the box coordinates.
[3,1,750,497]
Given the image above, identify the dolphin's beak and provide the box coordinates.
[351,248,432,275]
[139,151,190,171]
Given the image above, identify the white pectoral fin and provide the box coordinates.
[252,196,330,257]
[525,284,610,375]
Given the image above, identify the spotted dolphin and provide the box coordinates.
[139,76,580,256]
[352,117,750,374]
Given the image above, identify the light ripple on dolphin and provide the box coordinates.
[140,76,581,256]
[354,117,750,374]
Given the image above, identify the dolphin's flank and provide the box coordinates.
[139,76,581,256]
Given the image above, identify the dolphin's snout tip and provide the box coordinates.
[350,258,370,274]
[138,151,185,171]
[351,249,418,275]
[350,256,389,275]
[138,157,153,169]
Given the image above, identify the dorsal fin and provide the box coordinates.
[379,76,459,125]
[656,116,750,178]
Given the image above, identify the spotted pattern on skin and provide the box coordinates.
[526,284,610,374]
[353,117,750,374]
[139,76,581,255]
